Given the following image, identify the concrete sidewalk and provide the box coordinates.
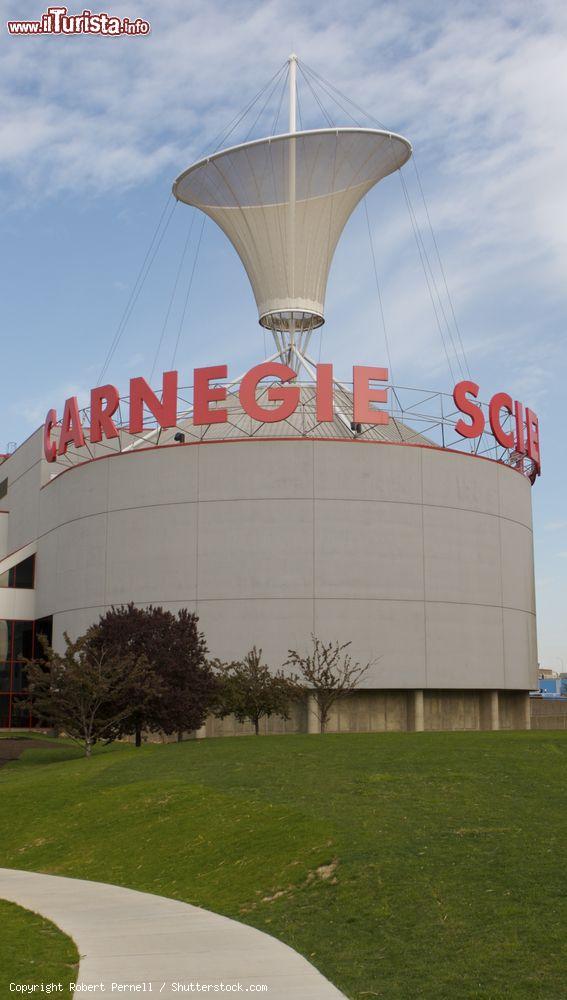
[0,867,346,998]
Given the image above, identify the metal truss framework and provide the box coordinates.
[50,342,537,484]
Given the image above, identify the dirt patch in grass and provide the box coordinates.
[0,739,58,769]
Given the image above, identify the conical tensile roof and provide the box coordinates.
[173,127,411,333]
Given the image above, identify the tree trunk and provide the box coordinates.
[85,739,92,758]
[254,718,260,735]
[135,724,142,748]
[177,730,183,743]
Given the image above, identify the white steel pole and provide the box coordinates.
[288,53,297,132]
[288,53,297,352]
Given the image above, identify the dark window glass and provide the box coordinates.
[0,478,7,500]
[0,621,12,662]
[9,555,35,589]
[12,621,33,660]
[0,695,10,726]
[0,663,11,693]
[11,663,28,693]
[34,617,53,657]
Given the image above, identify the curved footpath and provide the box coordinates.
[0,868,346,998]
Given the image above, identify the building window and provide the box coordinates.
[0,478,7,500]
[0,554,35,589]
[0,615,53,729]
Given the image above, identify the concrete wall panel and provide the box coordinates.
[40,458,110,535]
[198,441,314,501]
[0,588,36,622]
[425,602,505,688]
[52,513,107,615]
[6,466,42,554]
[106,503,198,607]
[197,499,313,600]
[35,530,59,618]
[2,430,44,554]
[52,606,108,650]
[500,518,535,613]
[196,598,314,666]
[502,608,538,689]
[314,499,424,600]
[108,446,198,511]
[0,512,8,560]
[423,505,501,606]
[313,598,427,688]
[314,441,422,503]
[422,448,498,514]
[498,464,533,528]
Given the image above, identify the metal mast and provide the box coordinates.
[287,53,297,363]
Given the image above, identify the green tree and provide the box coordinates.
[215,647,299,735]
[286,636,374,733]
[25,630,145,757]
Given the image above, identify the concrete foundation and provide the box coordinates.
[168,689,531,740]
[530,698,567,730]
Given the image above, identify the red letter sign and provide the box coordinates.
[58,397,85,457]
[44,409,58,463]
[193,365,228,425]
[525,408,541,473]
[353,366,388,425]
[453,381,485,438]
[316,364,334,422]
[488,392,514,449]
[129,371,178,435]
[514,400,526,455]
[239,363,300,423]
[90,385,120,444]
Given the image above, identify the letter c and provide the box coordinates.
[43,408,58,463]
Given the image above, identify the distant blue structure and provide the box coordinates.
[536,677,567,699]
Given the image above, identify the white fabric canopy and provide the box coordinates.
[173,128,411,332]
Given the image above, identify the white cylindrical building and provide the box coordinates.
[0,394,536,733]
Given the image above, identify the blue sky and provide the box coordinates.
[1,0,565,668]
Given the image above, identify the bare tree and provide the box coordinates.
[286,636,374,733]
[214,647,299,735]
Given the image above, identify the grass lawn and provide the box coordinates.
[0,731,565,999]
[0,898,79,993]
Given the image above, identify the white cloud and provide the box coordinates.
[2,1,563,387]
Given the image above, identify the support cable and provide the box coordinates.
[98,64,287,388]
[296,77,304,131]
[170,215,206,369]
[410,156,471,378]
[98,195,177,383]
[364,199,395,386]
[206,62,288,154]
[272,66,289,134]
[301,60,467,381]
[398,167,465,379]
[150,209,197,383]
[397,169,458,381]
[297,62,335,126]
[301,61,390,129]
[243,63,289,142]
